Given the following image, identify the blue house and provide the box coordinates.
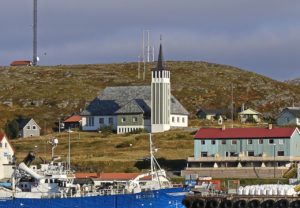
[183,125,300,178]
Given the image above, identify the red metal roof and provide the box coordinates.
[10,60,32,66]
[0,133,5,142]
[64,115,81,123]
[194,127,297,139]
[75,172,151,180]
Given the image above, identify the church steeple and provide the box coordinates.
[156,43,164,70]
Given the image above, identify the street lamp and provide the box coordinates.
[67,128,73,171]
[273,143,276,178]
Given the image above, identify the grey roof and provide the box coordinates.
[16,118,31,129]
[284,107,300,118]
[81,86,189,116]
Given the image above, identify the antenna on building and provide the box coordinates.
[140,30,155,80]
[32,0,38,66]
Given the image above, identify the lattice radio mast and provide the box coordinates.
[32,0,38,66]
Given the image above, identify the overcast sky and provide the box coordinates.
[1,0,300,81]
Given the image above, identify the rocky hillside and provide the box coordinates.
[0,61,300,130]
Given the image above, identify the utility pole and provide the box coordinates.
[33,0,38,66]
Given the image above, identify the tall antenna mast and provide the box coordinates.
[137,55,141,79]
[231,84,234,128]
[33,0,38,66]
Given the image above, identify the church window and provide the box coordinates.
[133,117,138,122]
[177,117,179,122]
[172,117,175,122]
[182,117,185,123]
[121,117,126,122]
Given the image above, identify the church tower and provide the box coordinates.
[151,41,171,133]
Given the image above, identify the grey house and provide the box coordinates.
[277,107,300,126]
[17,118,41,138]
[81,86,189,134]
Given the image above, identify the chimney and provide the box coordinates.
[222,125,226,131]
[268,123,273,130]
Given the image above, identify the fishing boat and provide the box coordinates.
[0,134,187,208]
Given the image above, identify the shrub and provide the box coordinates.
[5,119,19,139]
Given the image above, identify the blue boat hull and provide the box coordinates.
[0,188,186,208]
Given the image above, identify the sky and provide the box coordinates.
[1,0,300,81]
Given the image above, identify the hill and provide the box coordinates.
[0,61,299,131]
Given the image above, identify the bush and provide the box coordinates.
[5,119,19,139]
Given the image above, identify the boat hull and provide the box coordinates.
[0,188,186,208]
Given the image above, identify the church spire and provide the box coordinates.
[156,35,167,71]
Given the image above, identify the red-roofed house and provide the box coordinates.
[0,134,15,179]
[10,60,32,66]
[64,115,81,130]
[182,125,300,178]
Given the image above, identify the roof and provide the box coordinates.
[76,172,151,181]
[0,134,5,142]
[282,107,300,118]
[64,115,82,123]
[81,86,189,116]
[10,60,32,66]
[197,108,226,115]
[16,118,32,129]
[239,108,261,115]
[152,43,168,71]
[194,127,297,139]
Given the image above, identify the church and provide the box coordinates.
[81,43,189,133]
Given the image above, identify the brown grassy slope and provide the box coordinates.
[0,61,300,131]
[10,130,194,172]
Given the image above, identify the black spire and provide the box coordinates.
[156,43,164,70]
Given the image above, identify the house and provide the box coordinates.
[10,60,32,66]
[63,115,81,130]
[238,108,262,123]
[17,118,41,138]
[182,125,300,178]
[196,108,227,120]
[0,134,15,179]
[81,42,189,134]
[277,107,300,126]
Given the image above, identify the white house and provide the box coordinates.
[0,134,14,179]
[238,108,262,123]
[277,107,300,126]
[17,118,41,138]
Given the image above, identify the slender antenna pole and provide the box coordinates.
[147,30,150,62]
[231,84,234,128]
[33,0,38,66]
[137,55,141,79]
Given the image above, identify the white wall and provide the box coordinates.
[170,114,188,127]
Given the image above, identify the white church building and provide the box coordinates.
[81,43,189,133]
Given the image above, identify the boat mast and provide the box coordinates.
[150,133,154,180]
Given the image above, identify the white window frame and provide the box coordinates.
[87,117,94,126]
[133,117,138,123]
[32,125,36,130]
[279,139,284,145]
[121,117,126,123]
[27,125,31,130]
[231,140,237,145]
[269,139,274,144]
[99,118,104,124]
[248,139,253,145]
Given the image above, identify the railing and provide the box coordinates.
[188,156,300,162]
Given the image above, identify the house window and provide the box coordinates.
[277,151,285,156]
[201,140,205,145]
[99,118,104,124]
[247,151,255,157]
[32,125,36,130]
[211,140,216,145]
[121,117,126,122]
[108,117,113,124]
[232,140,237,145]
[87,117,94,126]
[0,143,2,148]
[27,126,31,130]
[221,140,226,145]
[248,139,253,145]
[279,139,284,145]
[4,143,7,148]
[259,139,264,144]
[182,117,185,123]
[269,139,274,144]
[172,117,175,122]
[201,152,208,157]
[133,117,138,123]
[230,152,237,157]
[177,117,180,122]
